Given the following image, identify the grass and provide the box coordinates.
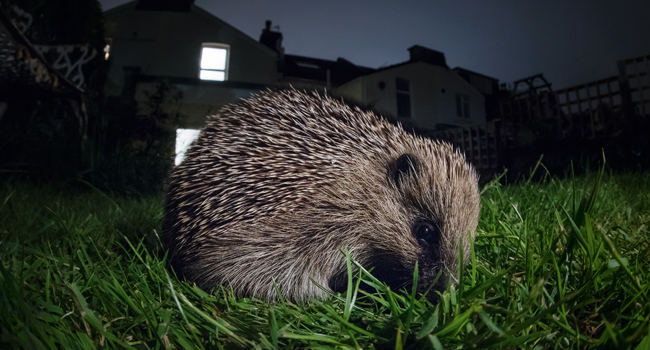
[0,169,649,349]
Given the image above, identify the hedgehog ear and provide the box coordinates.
[388,153,418,187]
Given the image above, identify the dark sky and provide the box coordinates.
[101,0,650,89]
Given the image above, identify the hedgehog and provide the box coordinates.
[163,88,480,302]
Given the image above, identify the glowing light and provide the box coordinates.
[175,128,201,166]
[199,70,225,81]
[199,45,228,81]
[200,47,227,70]
[103,44,111,60]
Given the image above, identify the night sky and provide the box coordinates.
[100,0,650,89]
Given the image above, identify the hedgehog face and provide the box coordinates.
[337,149,480,298]
[363,216,446,297]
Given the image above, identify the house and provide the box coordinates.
[334,46,487,132]
[257,21,375,90]
[618,54,650,118]
[280,54,375,89]
[332,47,496,173]
[104,0,281,129]
[103,2,493,166]
[452,67,502,121]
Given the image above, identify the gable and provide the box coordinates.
[104,2,279,84]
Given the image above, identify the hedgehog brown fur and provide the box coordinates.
[163,88,480,301]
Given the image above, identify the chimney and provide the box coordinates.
[408,45,447,67]
[259,20,284,54]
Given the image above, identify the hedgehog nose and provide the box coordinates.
[424,289,442,303]
[414,264,447,299]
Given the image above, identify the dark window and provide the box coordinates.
[456,94,471,118]
[396,78,411,118]
[396,78,410,92]
[397,94,411,118]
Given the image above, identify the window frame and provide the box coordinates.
[456,94,471,119]
[395,77,411,118]
[199,43,230,82]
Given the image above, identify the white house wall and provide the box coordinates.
[335,61,486,130]
[334,78,365,105]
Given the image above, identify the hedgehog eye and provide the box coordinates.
[388,153,418,187]
[413,220,440,248]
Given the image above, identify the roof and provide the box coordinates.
[452,67,499,83]
[372,58,448,75]
[105,1,278,58]
[339,58,485,98]
[283,54,375,86]
[135,0,194,11]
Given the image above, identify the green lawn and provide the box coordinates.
[0,170,649,349]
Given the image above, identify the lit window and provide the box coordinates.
[175,128,201,165]
[200,43,229,81]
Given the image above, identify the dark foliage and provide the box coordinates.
[500,113,650,180]
[0,0,178,193]
[88,81,180,193]
[0,0,106,179]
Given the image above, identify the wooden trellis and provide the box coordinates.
[427,125,499,175]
